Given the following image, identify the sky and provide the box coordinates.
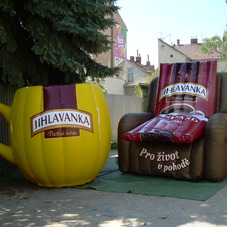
[116,0,227,67]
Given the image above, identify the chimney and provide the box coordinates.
[191,38,198,44]
[177,39,180,45]
[130,56,135,62]
[146,55,150,66]
[136,55,141,64]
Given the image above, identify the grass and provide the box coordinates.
[111,141,118,149]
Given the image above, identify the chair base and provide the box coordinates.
[118,139,205,181]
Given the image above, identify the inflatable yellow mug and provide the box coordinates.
[0,84,111,187]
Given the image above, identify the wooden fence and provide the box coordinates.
[105,94,142,141]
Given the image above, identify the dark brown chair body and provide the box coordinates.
[118,72,227,181]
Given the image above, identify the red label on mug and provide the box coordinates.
[30,84,93,138]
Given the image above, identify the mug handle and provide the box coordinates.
[0,103,16,164]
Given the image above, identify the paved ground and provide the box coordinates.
[0,150,226,227]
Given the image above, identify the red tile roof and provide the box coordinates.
[174,43,220,60]
[132,61,155,74]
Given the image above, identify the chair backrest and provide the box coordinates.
[216,72,227,113]
[146,76,158,113]
[147,72,227,114]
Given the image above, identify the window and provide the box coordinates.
[128,68,134,82]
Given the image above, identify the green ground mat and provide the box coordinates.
[1,157,226,201]
[77,157,227,201]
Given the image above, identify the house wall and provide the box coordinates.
[158,39,227,71]
[158,39,190,65]
[104,77,125,95]
[92,26,112,67]
[92,12,127,68]
[119,60,147,85]
[217,61,227,72]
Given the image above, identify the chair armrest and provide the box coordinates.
[204,113,227,181]
[117,112,153,172]
[118,112,153,135]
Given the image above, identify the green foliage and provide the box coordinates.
[111,141,118,149]
[0,0,119,87]
[201,31,227,63]
[134,85,143,98]
[86,76,107,93]
[144,67,159,84]
[134,68,159,98]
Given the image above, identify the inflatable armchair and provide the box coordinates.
[118,61,227,181]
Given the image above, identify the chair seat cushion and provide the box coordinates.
[123,113,208,143]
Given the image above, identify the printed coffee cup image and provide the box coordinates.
[0,84,111,187]
[160,103,195,114]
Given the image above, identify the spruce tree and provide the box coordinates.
[0,0,119,87]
